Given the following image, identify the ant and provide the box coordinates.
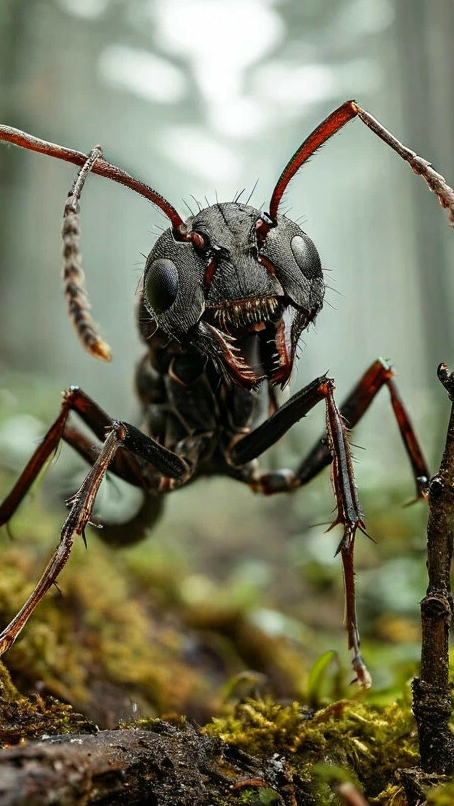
[1,101,453,686]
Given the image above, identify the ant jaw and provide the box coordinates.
[195,298,315,390]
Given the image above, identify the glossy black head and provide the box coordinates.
[141,202,324,388]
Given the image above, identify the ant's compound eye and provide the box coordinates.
[145,258,179,314]
[290,234,321,279]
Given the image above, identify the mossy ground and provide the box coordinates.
[1,487,452,805]
[205,697,419,804]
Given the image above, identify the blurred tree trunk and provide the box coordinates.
[0,0,30,120]
[0,0,31,368]
[394,0,454,370]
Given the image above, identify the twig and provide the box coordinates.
[412,363,454,774]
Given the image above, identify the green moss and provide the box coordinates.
[0,659,96,744]
[427,779,454,805]
[232,787,281,805]
[205,697,419,804]
[0,538,218,720]
[0,658,21,701]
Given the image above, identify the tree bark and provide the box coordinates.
[0,722,291,806]
[412,364,454,774]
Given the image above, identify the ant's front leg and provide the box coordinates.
[230,376,370,688]
[0,387,146,526]
[231,360,430,686]
[0,405,192,656]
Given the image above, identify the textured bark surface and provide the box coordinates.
[412,366,454,774]
[0,722,289,806]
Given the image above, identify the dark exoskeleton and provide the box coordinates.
[1,101,454,687]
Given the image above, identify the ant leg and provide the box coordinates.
[0,428,122,655]
[63,423,156,488]
[62,424,165,547]
[0,418,190,655]
[230,375,370,687]
[296,359,430,498]
[1,403,165,547]
[232,359,429,498]
[230,360,429,686]
[0,386,141,526]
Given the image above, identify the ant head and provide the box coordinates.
[141,202,324,388]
